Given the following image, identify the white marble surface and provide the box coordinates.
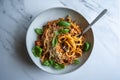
[0,0,120,80]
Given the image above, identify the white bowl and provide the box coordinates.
[26,7,94,74]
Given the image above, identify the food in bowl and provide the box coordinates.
[32,16,90,69]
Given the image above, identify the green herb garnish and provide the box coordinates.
[53,63,65,70]
[49,59,54,65]
[59,29,70,34]
[41,59,65,69]
[35,28,43,35]
[52,31,58,47]
[42,60,51,66]
[52,36,58,47]
[32,46,42,57]
[74,59,79,64]
[55,31,59,36]
[57,21,71,27]
[83,42,91,51]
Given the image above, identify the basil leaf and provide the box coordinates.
[83,42,91,51]
[35,28,43,35]
[53,63,65,69]
[74,59,79,64]
[32,46,42,57]
[57,21,71,27]
[55,31,59,36]
[42,60,51,66]
[49,59,54,65]
[59,29,70,34]
[52,37,58,47]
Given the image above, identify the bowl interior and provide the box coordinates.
[26,7,94,74]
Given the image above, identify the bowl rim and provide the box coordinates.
[26,6,94,75]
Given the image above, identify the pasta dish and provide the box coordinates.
[32,16,90,69]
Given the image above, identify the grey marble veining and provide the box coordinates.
[0,0,120,80]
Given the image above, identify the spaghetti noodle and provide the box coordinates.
[33,16,88,69]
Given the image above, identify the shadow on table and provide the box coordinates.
[14,19,34,65]
[13,15,40,69]
[13,16,50,75]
